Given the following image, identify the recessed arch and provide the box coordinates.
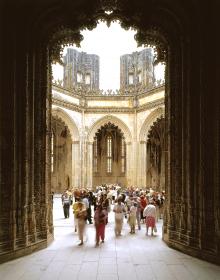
[87,115,132,143]
[52,107,80,142]
[139,107,165,142]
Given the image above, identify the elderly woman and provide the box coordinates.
[143,200,157,236]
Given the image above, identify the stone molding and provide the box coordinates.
[52,107,80,141]
[52,97,164,113]
[87,115,132,143]
[52,98,82,112]
[139,107,165,141]
[137,98,164,112]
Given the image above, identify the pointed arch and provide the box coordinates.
[52,107,80,142]
[139,107,165,142]
[87,115,132,143]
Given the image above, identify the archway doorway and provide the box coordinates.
[1,0,219,267]
[93,122,127,186]
[50,18,167,255]
[51,116,72,193]
[146,116,165,192]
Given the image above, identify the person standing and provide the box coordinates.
[134,196,141,230]
[140,195,147,223]
[102,193,110,224]
[88,191,95,224]
[82,192,92,224]
[72,197,80,232]
[128,202,137,234]
[62,192,71,218]
[143,200,157,236]
[75,200,87,245]
[113,197,126,236]
[94,204,107,246]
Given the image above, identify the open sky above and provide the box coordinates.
[52,21,165,90]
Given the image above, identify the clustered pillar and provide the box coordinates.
[0,25,53,263]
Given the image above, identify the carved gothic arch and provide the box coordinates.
[52,107,80,142]
[30,0,193,66]
[87,115,132,143]
[139,107,165,142]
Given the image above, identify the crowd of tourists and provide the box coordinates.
[60,185,165,246]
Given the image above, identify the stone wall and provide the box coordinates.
[63,48,99,90]
[120,48,154,89]
[51,92,165,189]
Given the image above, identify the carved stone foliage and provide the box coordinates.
[52,81,165,96]
[40,1,171,64]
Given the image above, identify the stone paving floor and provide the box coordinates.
[1,195,220,280]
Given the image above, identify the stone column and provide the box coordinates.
[126,142,133,186]
[137,141,147,187]
[86,142,93,189]
[160,150,166,192]
[81,110,86,188]
[72,141,80,187]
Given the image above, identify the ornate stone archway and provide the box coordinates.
[52,107,81,187]
[139,107,165,142]
[52,107,80,142]
[86,115,133,188]
[87,115,132,143]
[137,107,165,187]
[1,0,220,265]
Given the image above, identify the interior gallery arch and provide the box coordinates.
[92,122,127,186]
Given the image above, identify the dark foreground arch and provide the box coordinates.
[0,0,219,264]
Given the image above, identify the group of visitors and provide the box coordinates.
[60,184,165,246]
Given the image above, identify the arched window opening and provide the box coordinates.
[107,135,112,173]
[137,71,142,83]
[129,73,134,84]
[121,137,126,173]
[77,71,83,83]
[85,73,91,84]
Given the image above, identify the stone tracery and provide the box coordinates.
[93,122,127,186]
